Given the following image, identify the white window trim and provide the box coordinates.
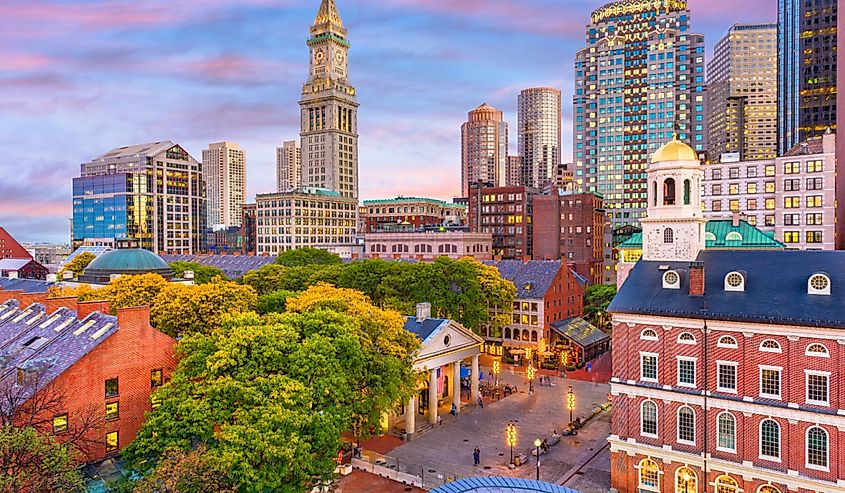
[662,270,680,290]
[724,271,745,292]
[640,352,659,383]
[805,426,830,472]
[717,336,738,349]
[640,400,659,439]
[758,365,782,400]
[805,343,830,358]
[807,274,831,295]
[759,339,782,353]
[677,332,697,345]
[635,459,661,491]
[676,356,697,388]
[676,405,696,446]
[759,419,782,463]
[640,328,658,341]
[715,411,737,454]
[716,360,739,394]
[804,370,831,407]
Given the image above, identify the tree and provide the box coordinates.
[150,280,258,337]
[50,273,170,314]
[125,285,418,492]
[57,252,97,279]
[0,426,85,493]
[169,261,228,284]
[257,289,297,315]
[132,446,235,493]
[240,264,289,295]
[584,284,616,331]
[275,247,341,267]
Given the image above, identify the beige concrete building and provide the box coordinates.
[461,103,508,196]
[276,140,301,192]
[202,141,246,228]
[255,187,357,255]
[707,23,777,162]
[518,87,561,189]
[300,0,359,199]
[506,155,521,187]
[364,231,492,261]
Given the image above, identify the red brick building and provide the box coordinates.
[0,227,33,259]
[0,290,176,462]
[468,186,537,259]
[533,188,606,284]
[361,197,466,233]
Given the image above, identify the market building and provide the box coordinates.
[364,230,492,261]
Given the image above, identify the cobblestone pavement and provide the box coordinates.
[387,366,611,487]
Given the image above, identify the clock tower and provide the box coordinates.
[300,0,359,199]
[640,135,706,262]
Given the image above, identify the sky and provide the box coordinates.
[1,0,775,244]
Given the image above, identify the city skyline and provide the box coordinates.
[2,0,775,243]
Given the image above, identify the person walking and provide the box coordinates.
[477,390,484,409]
[473,447,480,466]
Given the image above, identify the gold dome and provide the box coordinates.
[652,135,699,163]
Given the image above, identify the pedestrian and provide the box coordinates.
[477,390,484,408]
[473,447,480,466]
[450,403,457,416]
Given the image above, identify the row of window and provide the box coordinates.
[661,269,832,295]
[641,328,832,355]
[638,459,784,493]
[708,177,825,196]
[707,160,824,181]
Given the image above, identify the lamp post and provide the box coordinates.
[682,471,691,493]
[526,364,536,394]
[533,438,541,480]
[493,358,501,387]
[566,385,575,424]
[505,421,517,466]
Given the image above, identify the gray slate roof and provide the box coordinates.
[550,317,609,348]
[431,477,582,493]
[482,260,562,299]
[161,254,276,279]
[609,250,845,328]
[403,316,449,345]
[0,278,53,293]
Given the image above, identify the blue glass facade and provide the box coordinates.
[72,175,129,243]
[778,0,801,154]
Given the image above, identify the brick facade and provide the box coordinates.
[0,227,33,259]
[468,186,536,259]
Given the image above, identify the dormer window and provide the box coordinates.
[725,232,743,242]
[805,343,829,357]
[724,271,745,292]
[663,270,680,289]
[705,232,717,242]
[640,329,658,341]
[717,336,738,348]
[808,274,830,295]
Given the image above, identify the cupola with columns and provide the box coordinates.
[640,134,706,262]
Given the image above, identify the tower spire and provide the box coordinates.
[311,0,346,37]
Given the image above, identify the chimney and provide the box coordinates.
[415,302,431,323]
[731,211,740,227]
[689,262,705,296]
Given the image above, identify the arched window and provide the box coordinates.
[757,486,781,493]
[677,332,696,344]
[677,406,695,444]
[513,329,520,340]
[808,273,831,295]
[663,270,680,289]
[653,181,658,206]
[724,271,745,291]
[663,178,676,205]
[807,426,828,469]
[760,339,782,353]
[805,343,829,357]
[717,336,738,348]
[664,228,674,244]
[683,179,691,205]
[705,231,717,242]
[760,419,780,459]
[714,475,738,493]
[725,231,743,241]
[641,329,658,340]
[717,412,736,451]
[638,458,660,491]
[504,328,511,339]
[675,467,697,493]
[531,330,538,342]
[641,400,658,436]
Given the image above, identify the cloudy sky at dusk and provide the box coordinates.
[1,0,774,243]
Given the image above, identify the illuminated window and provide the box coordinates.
[105,431,119,453]
[675,467,697,493]
[52,413,68,434]
[715,475,738,493]
[638,458,659,491]
[105,402,119,421]
[150,369,163,388]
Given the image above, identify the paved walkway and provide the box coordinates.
[336,471,424,493]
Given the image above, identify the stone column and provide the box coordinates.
[428,369,438,425]
[405,395,416,435]
[471,354,480,404]
[452,362,461,413]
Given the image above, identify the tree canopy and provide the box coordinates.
[57,252,97,279]
[274,247,342,267]
[168,261,227,284]
[0,426,85,493]
[584,284,616,331]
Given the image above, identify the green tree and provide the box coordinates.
[150,280,258,337]
[240,264,289,295]
[0,426,85,492]
[132,446,235,493]
[125,285,418,492]
[48,273,169,315]
[275,247,341,267]
[58,252,97,279]
[169,261,228,284]
[256,289,297,314]
[584,284,616,331]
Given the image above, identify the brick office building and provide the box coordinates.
[533,187,606,284]
[0,291,176,462]
[468,186,537,259]
[608,138,845,493]
[361,197,466,233]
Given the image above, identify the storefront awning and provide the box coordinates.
[550,317,609,349]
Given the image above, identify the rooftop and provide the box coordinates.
[93,141,175,161]
[403,316,450,345]
[617,219,784,250]
[550,317,609,348]
[482,260,562,299]
[431,477,582,493]
[160,254,276,279]
[84,248,170,273]
[363,196,466,208]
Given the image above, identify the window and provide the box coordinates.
[641,401,658,437]
[105,402,119,421]
[747,198,757,210]
[729,199,740,212]
[664,228,674,244]
[717,336,737,348]
[717,362,737,392]
[662,270,679,289]
[728,184,739,195]
[105,378,118,398]
[783,213,800,226]
[805,343,829,357]
[764,165,775,177]
[683,180,690,205]
[764,214,775,226]
[760,340,781,353]
[806,177,823,190]
[677,406,695,444]
[715,475,738,493]
[808,274,830,295]
[640,328,658,340]
[724,272,744,291]
[806,160,823,172]
[765,198,775,210]
[663,178,676,205]
[638,458,659,491]
[52,413,68,434]
[760,367,781,399]
[784,197,801,208]
[806,213,823,225]
[151,394,162,409]
[806,371,829,405]
[764,181,775,193]
[677,358,695,387]
[757,486,781,493]
[712,184,722,195]
[806,231,823,243]
[677,332,696,344]
[641,353,658,382]
[783,231,799,243]
[806,426,828,469]
[783,178,800,191]
[746,166,757,178]
[150,369,163,388]
[105,431,119,453]
[712,200,722,212]
[728,167,740,179]
[807,195,823,208]
[675,467,696,493]
[783,161,800,174]
[717,412,736,452]
[760,419,780,460]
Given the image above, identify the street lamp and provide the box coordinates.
[533,438,541,480]
[505,422,517,466]
[526,364,536,394]
[566,385,575,424]
[493,358,501,387]
[682,471,691,493]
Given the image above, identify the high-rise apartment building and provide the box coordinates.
[518,88,561,189]
[707,24,778,162]
[461,103,508,196]
[573,0,706,229]
[300,0,359,199]
[72,141,206,254]
[276,140,302,191]
[202,141,245,228]
[467,186,536,259]
[506,155,522,187]
[778,0,838,154]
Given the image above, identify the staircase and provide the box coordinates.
[389,419,434,439]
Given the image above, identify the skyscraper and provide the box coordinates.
[506,155,522,187]
[299,0,359,199]
[202,141,246,228]
[518,87,561,189]
[707,24,778,162]
[573,0,706,229]
[461,103,508,196]
[778,0,837,154]
[276,140,301,191]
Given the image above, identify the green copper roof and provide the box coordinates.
[617,220,785,250]
[84,248,170,272]
[363,197,466,208]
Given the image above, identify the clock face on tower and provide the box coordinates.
[314,49,325,64]
[334,51,344,63]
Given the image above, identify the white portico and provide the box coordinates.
[395,303,483,437]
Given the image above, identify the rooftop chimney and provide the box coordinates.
[731,211,741,227]
[415,302,431,323]
[689,262,705,297]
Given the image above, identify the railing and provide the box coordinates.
[352,449,466,490]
